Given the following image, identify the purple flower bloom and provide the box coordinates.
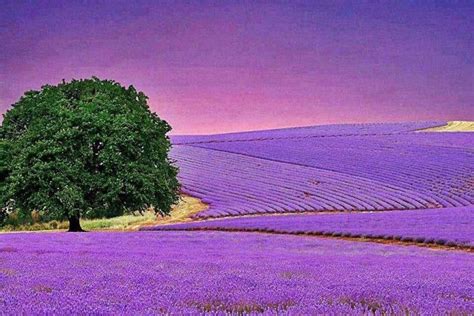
[170,126,473,218]
[1,231,473,314]
[146,206,474,248]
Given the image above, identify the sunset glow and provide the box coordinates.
[1,1,473,134]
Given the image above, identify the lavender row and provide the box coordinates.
[1,231,473,314]
[193,133,474,208]
[146,206,474,248]
[171,145,442,218]
[171,121,445,144]
[387,132,474,149]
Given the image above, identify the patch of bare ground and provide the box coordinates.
[131,195,208,230]
[418,121,474,132]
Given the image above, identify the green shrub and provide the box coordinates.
[49,221,59,230]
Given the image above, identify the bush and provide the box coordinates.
[31,210,41,223]
[49,221,59,230]
[5,212,20,227]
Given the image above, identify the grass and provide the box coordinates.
[0,195,208,233]
[81,212,158,231]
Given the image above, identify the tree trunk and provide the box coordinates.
[68,215,85,232]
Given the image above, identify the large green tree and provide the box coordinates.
[0,78,180,231]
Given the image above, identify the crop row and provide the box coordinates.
[1,231,473,314]
[144,206,474,249]
[192,133,473,208]
[384,132,474,149]
[171,121,446,144]
[170,145,445,218]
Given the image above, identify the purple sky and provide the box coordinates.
[1,1,473,134]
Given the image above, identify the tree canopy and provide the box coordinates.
[0,77,180,231]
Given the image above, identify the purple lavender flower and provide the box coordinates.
[1,231,473,314]
[145,206,474,248]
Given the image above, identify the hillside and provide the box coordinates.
[169,121,473,219]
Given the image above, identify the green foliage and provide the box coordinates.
[0,77,180,229]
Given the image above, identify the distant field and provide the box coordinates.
[421,121,474,132]
[170,121,473,218]
[171,121,446,144]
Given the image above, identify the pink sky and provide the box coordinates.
[1,1,473,134]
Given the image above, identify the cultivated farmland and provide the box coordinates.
[1,232,473,314]
[2,121,473,314]
[170,122,473,218]
[146,206,474,249]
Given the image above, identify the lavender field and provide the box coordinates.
[146,206,474,248]
[2,122,474,314]
[170,122,473,218]
[3,1,474,314]
[171,121,446,144]
[1,232,473,314]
